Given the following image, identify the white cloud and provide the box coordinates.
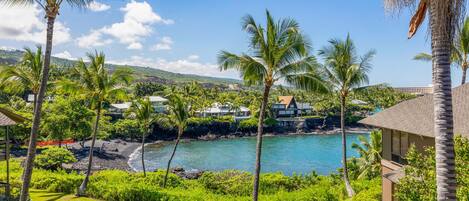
[78,1,173,49]
[187,54,200,60]
[87,1,111,12]
[151,36,173,51]
[76,30,113,48]
[53,51,77,60]
[0,4,71,45]
[108,56,238,79]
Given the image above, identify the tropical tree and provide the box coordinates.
[60,52,132,195]
[0,46,44,108]
[130,97,155,177]
[218,11,326,201]
[162,94,190,188]
[414,17,469,85]
[319,34,375,196]
[384,0,465,199]
[1,0,92,200]
[351,130,382,179]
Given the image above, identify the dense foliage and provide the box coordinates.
[0,160,380,201]
[396,136,469,200]
[34,146,77,170]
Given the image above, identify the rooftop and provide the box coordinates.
[360,84,469,138]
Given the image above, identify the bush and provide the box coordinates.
[111,119,142,140]
[34,146,77,170]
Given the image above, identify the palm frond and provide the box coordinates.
[413,52,432,62]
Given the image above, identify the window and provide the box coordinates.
[391,131,408,164]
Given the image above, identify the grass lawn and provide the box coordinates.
[30,189,100,201]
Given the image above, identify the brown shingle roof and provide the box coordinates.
[0,107,27,126]
[359,83,469,138]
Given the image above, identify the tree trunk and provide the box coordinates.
[461,66,467,85]
[429,1,457,200]
[163,128,182,188]
[252,84,271,201]
[141,128,147,177]
[341,95,355,197]
[77,103,102,196]
[5,127,10,200]
[19,15,56,201]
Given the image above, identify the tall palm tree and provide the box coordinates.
[61,52,132,196]
[351,130,382,179]
[2,1,92,200]
[413,17,469,85]
[130,97,155,177]
[218,11,326,201]
[319,34,375,197]
[0,46,43,107]
[384,0,465,199]
[162,94,189,188]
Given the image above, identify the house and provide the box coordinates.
[148,96,168,113]
[109,102,132,116]
[272,96,298,117]
[359,83,469,201]
[196,102,250,121]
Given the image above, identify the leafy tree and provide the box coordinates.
[319,34,375,196]
[60,51,132,195]
[162,94,190,188]
[110,119,141,141]
[34,146,77,170]
[351,130,382,179]
[134,82,166,97]
[1,0,93,198]
[385,0,465,199]
[218,11,326,200]
[130,97,155,177]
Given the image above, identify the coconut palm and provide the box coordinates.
[61,52,132,195]
[319,34,375,197]
[413,17,469,85]
[384,0,465,199]
[162,94,190,188]
[130,97,155,177]
[351,130,382,179]
[1,1,92,200]
[0,46,44,107]
[218,10,326,201]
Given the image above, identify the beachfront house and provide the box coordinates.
[148,96,168,113]
[196,102,250,121]
[109,102,132,117]
[109,96,168,118]
[359,83,469,201]
[272,96,313,117]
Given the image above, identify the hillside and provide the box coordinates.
[0,49,241,85]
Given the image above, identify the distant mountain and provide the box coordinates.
[0,49,241,85]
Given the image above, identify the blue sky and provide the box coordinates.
[0,0,464,87]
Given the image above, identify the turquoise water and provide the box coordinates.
[128,133,368,175]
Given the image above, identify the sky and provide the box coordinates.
[0,0,464,87]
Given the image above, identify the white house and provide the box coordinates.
[196,102,250,121]
[148,96,168,113]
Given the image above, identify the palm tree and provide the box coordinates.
[162,94,190,188]
[319,34,375,197]
[384,0,465,199]
[413,17,469,85]
[218,11,326,201]
[61,52,132,196]
[130,97,155,177]
[351,130,382,179]
[2,1,92,200]
[0,46,43,108]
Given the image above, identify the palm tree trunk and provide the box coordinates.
[252,84,271,201]
[429,1,457,200]
[141,130,147,177]
[77,103,102,196]
[163,128,182,188]
[461,66,467,85]
[341,95,355,197]
[19,15,56,201]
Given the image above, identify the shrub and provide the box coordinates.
[34,146,77,170]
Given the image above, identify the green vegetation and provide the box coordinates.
[1,160,380,201]
[34,146,77,171]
